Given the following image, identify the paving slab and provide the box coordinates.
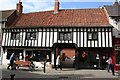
[1,65,119,80]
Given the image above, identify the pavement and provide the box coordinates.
[1,65,120,80]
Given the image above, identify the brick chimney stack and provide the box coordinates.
[54,0,59,14]
[16,0,23,15]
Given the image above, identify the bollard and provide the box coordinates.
[43,61,46,73]
[10,74,15,80]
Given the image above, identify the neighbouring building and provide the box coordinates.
[1,0,115,69]
[0,9,17,64]
[104,0,120,70]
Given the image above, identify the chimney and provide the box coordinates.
[54,0,59,14]
[16,0,23,15]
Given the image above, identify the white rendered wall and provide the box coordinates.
[109,17,120,38]
[2,49,9,65]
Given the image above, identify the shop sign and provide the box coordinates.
[115,45,120,51]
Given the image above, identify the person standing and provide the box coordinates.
[106,57,115,75]
[46,54,50,62]
[7,53,15,70]
[25,54,29,61]
[55,55,62,70]
[19,53,23,61]
[73,56,75,68]
[29,54,35,71]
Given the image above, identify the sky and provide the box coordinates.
[0,0,118,13]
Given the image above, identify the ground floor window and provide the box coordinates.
[25,50,51,62]
[78,50,99,68]
[7,49,51,62]
[7,49,23,60]
[76,49,110,69]
[37,50,51,62]
[116,51,120,64]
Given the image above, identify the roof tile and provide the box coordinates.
[9,8,111,28]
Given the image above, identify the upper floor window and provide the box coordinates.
[11,32,20,40]
[88,32,98,40]
[58,32,72,40]
[26,32,37,40]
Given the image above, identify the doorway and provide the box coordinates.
[60,48,75,68]
[53,43,77,68]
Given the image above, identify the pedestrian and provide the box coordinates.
[25,54,29,61]
[46,54,49,62]
[106,57,115,75]
[62,53,66,61]
[19,53,23,61]
[55,55,62,70]
[7,53,15,70]
[73,56,75,68]
[29,54,35,71]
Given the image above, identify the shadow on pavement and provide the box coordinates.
[1,66,119,80]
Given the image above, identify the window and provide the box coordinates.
[58,32,72,40]
[26,32,37,40]
[116,51,120,64]
[88,33,92,39]
[11,32,20,40]
[88,32,98,40]
[115,45,120,64]
[7,49,23,60]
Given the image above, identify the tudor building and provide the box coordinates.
[1,0,114,69]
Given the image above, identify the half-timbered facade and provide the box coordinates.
[2,27,113,48]
[1,0,114,69]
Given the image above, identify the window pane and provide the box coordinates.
[26,33,30,39]
[26,32,36,40]
[11,32,20,40]
[116,51,120,64]
[11,33,15,39]
[88,32,97,40]
[64,33,67,40]
[93,33,97,40]
[60,33,64,40]
[16,33,20,40]
[31,33,36,39]
[67,33,72,40]
[59,32,72,40]
[88,33,92,39]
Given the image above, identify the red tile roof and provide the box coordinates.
[9,8,112,28]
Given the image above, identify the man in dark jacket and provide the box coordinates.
[7,53,15,70]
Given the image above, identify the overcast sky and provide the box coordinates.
[0,0,117,13]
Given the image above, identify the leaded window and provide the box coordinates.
[11,32,20,40]
[26,32,37,40]
[58,32,72,40]
[88,32,98,40]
